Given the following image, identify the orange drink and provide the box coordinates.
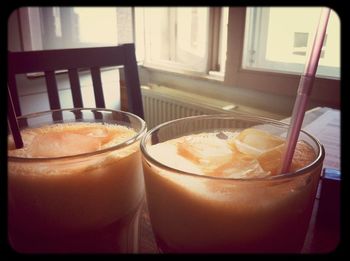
[141,114,324,253]
[8,108,147,253]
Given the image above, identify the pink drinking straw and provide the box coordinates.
[280,7,331,174]
[8,86,23,149]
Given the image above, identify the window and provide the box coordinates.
[243,7,340,79]
[135,7,228,76]
[19,7,133,51]
[10,7,339,110]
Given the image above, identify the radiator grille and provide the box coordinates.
[141,86,236,129]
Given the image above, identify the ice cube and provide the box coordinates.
[82,127,109,137]
[72,125,113,144]
[28,132,101,157]
[210,152,270,179]
[177,134,233,172]
[233,128,285,157]
[148,142,203,175]
[233,139,265,157]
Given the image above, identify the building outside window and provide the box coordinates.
[242,7,340,79]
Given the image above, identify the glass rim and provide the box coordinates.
[140,113,325,182]
[8,108,147,162]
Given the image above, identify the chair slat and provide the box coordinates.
[68,68,83,108]
[44,71,62,121]
[90,67,105,108]
[44,71,61,110]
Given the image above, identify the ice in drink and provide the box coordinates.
[142,123,323,253]
[8,117,145,253]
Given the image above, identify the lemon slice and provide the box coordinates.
[210,152,270,179]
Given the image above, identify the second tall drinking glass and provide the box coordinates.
[140,113,324,253]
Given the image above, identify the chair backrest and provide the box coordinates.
[7,43,144,119]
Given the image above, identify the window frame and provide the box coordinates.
[135,7,227,79]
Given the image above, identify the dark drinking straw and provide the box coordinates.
[280,8,331,174]
[8,86,23,149]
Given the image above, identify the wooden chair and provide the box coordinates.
[7,44,144,119]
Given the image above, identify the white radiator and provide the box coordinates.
[140,85,284,129]
[141,85,238,129]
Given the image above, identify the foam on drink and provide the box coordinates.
[148,128,315,180]
[8,123,139,176]
[8,122,136,158]
[147,128,316,201]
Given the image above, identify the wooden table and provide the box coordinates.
[138,201,158,253]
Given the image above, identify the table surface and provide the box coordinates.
[137,107,340,254]
[139,201,158,253]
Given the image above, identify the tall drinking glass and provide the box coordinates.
[8,108,147,253]
[140,113,324,253]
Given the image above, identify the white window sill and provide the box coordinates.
[140,62,225,83]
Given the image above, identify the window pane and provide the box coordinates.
[243,7,340,79]
[145,8,171,61]
[52,7,62,37]
[219,7,229,74]
[176,8,209,70]
[141,7,210,72]
[73,7,118,45]
[176,8,208,59]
